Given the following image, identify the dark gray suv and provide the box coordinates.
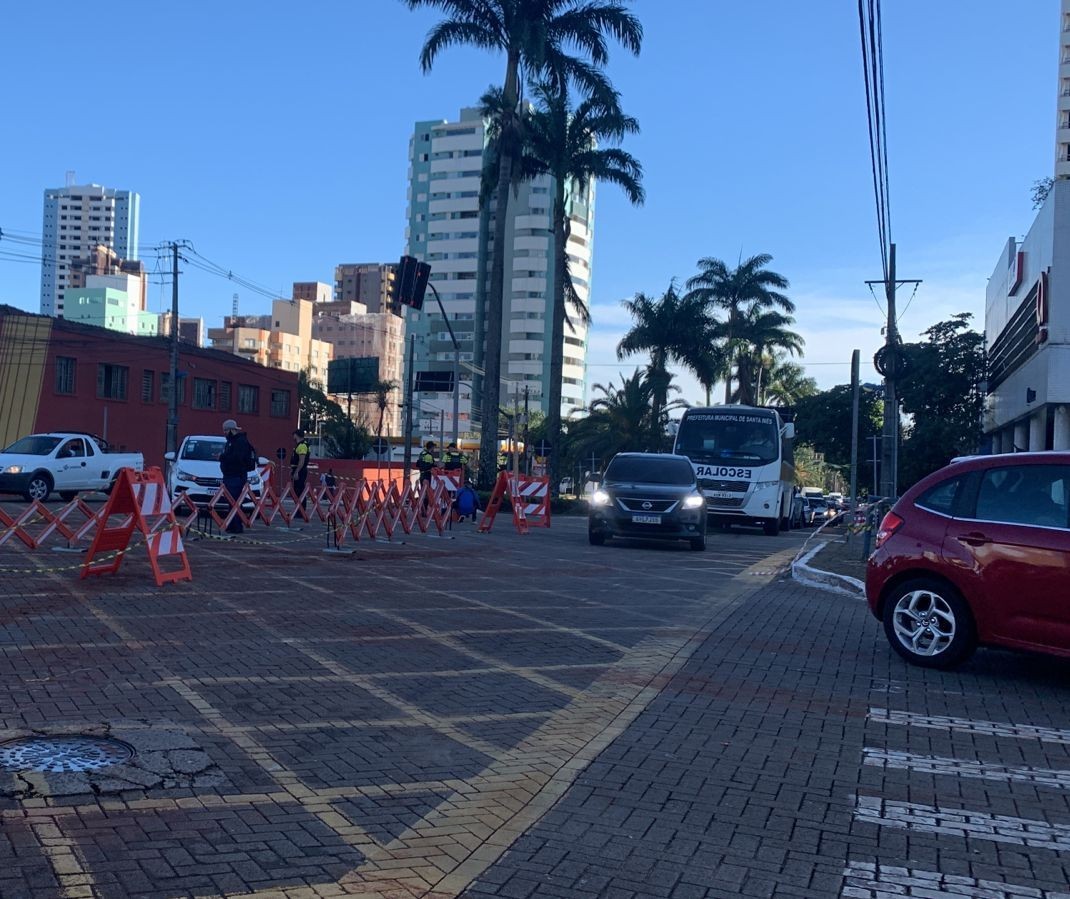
[588,453,708,551]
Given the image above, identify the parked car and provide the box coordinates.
[806,497,829,526]
[866,452,1070,668]
[165,436,269,508]
[0,433,144,502]
[789,494,807,529]
[588,452,708,551]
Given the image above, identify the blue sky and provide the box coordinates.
[0,1,1058,402]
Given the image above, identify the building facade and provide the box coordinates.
[40,184,140,317]
[64,274,159,337]
[334,263,397,314]
[405,107,594,438]
[0,306,298,467]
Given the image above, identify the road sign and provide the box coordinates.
[275,447,287,461]
[415,370,455,392]
[327,357,380,394]
[373,437,389,456]
[535,439,552,456]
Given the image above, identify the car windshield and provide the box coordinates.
[812,499,827,508]
[604,457,695,486]
[2,436,63,455]
[675,411,780,465]
[180,439,224,462]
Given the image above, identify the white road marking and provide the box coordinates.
[870,708,1070,745]
[854,796,1070,851]
[842,861,1070,898]
[863,748,1070,790]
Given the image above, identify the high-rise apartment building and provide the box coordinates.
[334,263,397,314]
[40,183,140,317]
[405,107,594,437]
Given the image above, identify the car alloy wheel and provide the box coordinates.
[882,577,976,669]
[26,476,50,503]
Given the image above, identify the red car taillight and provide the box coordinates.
[874,511,904,548]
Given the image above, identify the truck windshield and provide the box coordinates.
[180,440,224,461]
[604,457,695,486]
[2,436,63,455]
[675,412,780,465]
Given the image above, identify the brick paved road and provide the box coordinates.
[0,513,800,898]
[4,514,1069,899]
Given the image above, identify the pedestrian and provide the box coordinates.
[443,441,469,482]
[417,440,437,505]
[290,429,310,510]
[219,419,256,534]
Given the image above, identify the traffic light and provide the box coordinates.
[393,255,431,311]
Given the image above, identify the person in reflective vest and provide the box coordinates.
[417,441,437,508]
[443,442,468,481]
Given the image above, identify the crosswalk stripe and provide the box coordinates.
[842,861,1070,898]
[870,708,1070,745]
[854,796,1070,851]
[863,748,1070,790]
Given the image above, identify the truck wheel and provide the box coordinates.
[762,516,780,536]
[24,473,52,503]
[58,491,78,501]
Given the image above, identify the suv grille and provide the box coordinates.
[616,498,678,513]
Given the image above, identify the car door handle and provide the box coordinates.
[957,532,992,547]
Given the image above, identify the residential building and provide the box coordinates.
[158,314,206,347]
[985,3,1070,452]
[312,301,406,435]
[405,107,594,438]
[207,296,333,385]
[68,245,147,310]
[40,183,140,317]
[292,281,333,304]
[65,273,159,337]
[0,305,298,465]
[335,263,397,314]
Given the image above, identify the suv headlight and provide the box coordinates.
[590,489,611,506]
[683,494,705,509]
[174,468,193,481]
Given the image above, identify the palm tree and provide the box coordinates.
[405,0,643,486]
[616,282,716,434]
[684,254,793,403]
[760,356,817,407]
[731,308,804,405]
[520,80,644,490]
[370,380,400,445]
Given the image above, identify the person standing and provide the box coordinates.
[219,419,255,534]
[417,440,437,504]
[290,429,311,509]
[442,441,469,483]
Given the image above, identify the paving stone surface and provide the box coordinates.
[3,509,1067,897]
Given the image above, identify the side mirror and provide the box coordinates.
[257,456,269,465]
[781,422,796,440]
[164,451,175,461]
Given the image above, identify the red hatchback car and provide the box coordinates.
[866,452,1070,668]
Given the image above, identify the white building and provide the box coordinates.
[405,107,594,438]
[65,274,158,337]
[40,183,140,317]
[984,4,1070,453]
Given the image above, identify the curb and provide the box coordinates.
[791,540,866,598]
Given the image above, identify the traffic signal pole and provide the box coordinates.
[425,282,460,448]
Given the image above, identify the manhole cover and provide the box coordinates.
[0,736,133,773]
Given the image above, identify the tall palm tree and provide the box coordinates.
[405,0,643,486]
[731,308,804,405]
[759,355,817,407]
[616,282,716,435]
[520,80,644,490]
[370,380,400,445]
[684,253,793,403]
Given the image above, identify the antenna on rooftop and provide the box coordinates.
[65,170,76,187]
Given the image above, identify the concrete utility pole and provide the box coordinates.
[403,335,415,486]
[849,349,860,509]
[866,243,920,499]
[164,240,193,457]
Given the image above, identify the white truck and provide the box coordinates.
[0,433,144,502]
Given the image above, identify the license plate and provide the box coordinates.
[631,514,661,525]
[710,491,738,499]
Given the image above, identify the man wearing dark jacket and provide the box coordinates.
[219,419,254,534]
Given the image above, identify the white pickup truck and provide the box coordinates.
[0,433,144,502]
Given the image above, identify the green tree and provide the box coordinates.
[760,356,818,407]
[684,254,793,403]
[298,371,373,459]
[521,80,644,492]
[405,0,643,487]
[794,384,883,489]
[730,308,804,406]
[898,313,986,489]
[617,282,715,434]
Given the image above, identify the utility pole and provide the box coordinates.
[849,349,860,510]
[868,435,880,497]
[403,335,415,486]
[866,243,920,499]
[164,240,192,457]
[523,386,530,475]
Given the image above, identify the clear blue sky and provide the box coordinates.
[0,1,1058,402]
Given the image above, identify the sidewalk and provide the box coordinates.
[790,524,868,597]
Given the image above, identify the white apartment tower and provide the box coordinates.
[40,183,140,317]
[405,107,594,436]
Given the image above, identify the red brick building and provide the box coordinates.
[0,306,298,467]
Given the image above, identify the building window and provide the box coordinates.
[96,364,128,400]
[141,370,154,403]
[270,390,291,418]
[55,356,76,395]
[193,378,216,410]
[238,384,259,414]
[219,381,232,411]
